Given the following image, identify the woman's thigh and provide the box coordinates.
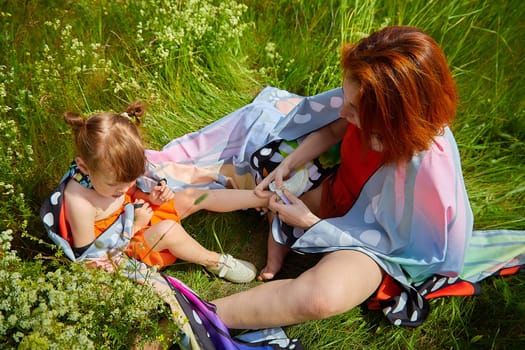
[300,183,323,215]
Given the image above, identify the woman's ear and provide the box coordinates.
[75,157,90,174]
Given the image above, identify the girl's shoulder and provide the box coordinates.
[65,178,90,195]
[64,180,97,211]
[65,180,126,221]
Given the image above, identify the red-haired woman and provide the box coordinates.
[213,26,473,328]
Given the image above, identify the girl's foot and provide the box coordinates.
[206,254,257,283]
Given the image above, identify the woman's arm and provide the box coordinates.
[282,118,346,172]
[256,118,347,194]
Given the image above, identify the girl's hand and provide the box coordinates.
[253,190,273,214]
[149,180,174,205]
[268,189,320,229]
[133,199,154,232]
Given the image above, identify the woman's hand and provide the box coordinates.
[148,180,174,205]
[268,189,320,229]
[133,199,154,233]
[254,163,293,213]
[255,161,294,198]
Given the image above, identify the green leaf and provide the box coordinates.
[193,194,208,205]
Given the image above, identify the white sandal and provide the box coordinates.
[206,254,257,283]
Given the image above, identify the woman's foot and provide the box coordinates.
[258,263,282,281]
[257,241,290,281]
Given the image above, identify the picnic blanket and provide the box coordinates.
[144,86,525,327]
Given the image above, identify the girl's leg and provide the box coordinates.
[214,249,383,329]
[143,220,221,266]
[142,220,257,283]
[174,188,268,220]
[258,185,323,281]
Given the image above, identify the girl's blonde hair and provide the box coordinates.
[64,101,147,182]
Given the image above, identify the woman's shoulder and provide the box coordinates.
[428,127,459,157]
[408,127,463,178]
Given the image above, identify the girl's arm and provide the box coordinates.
[174,188,268,220]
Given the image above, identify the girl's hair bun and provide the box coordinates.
[124,101,146,125]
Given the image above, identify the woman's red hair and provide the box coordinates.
[341,26,457,163]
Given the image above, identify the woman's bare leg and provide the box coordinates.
[258,185,323,281]
[258,211,291,281]
[214,250,383,329]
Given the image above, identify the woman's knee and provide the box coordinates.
[300,283,358,320]
[297,252,383,320]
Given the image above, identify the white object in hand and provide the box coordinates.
[269,168,309,204]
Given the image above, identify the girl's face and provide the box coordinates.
[339,79,361,128]
[76,157,135,199]
[89,171,135,199]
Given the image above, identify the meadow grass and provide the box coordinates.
[0,0,523,348]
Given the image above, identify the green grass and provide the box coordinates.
[1,0,524,348]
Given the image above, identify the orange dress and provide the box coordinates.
[94,194,181,268]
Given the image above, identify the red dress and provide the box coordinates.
[318,123,383,218]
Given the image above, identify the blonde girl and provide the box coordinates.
[61,101,264,283]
